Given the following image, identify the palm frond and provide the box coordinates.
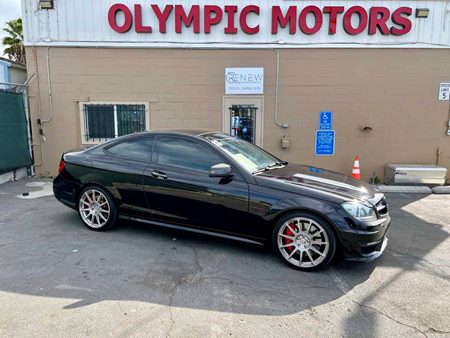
[2,18,26,64]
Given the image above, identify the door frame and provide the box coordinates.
[222,96,264,147]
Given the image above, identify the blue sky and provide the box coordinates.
[0,0,22,56]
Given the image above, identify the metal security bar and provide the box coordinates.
[117,104,146,137]
[83,103,146,142]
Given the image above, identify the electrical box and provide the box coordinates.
[384,164,447,186]
[281,135,290,149]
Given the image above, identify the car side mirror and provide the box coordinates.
[209,163,232,177]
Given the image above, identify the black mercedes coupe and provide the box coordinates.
[53,130,390,270]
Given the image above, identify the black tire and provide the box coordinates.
[272,212,336,271]
[77,186,118,231]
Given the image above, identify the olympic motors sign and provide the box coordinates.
[108,3,415,37]
[24,0,449,48]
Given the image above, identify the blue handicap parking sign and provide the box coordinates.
[315,130,335,156]
[319,112,332,130]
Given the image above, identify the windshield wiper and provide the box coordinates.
[268,161,288,168]
[252,161,288,175]
[252,167,269,175]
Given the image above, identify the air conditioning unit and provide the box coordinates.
[384,164,447,186]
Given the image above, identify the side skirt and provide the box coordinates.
[119,215,265,246]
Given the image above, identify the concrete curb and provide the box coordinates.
[0,167,29,185]
[431,186,450,194]
[375,185,450,194]
[375,185,433,194]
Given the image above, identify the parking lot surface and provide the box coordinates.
[0,178,449,337]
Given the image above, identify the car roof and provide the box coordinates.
[119,130,220,139]
[89,130,220,146]
[87,130,224,151]
[156,129,218,136]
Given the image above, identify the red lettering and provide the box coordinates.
[343,6,368,35]
[204,5,223,34]
[299,6,323,35]
[369,7,390,35]
[134,4,151,33]
[224,6,238,34]
[272,6,297,34]
[391,7,412,35]
[240,5,260,34]
[108,4,133,33]
[175,5,200,34]
[323,6,344,35]
[151,5,173,33]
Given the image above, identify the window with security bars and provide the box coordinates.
[82,103,147,142]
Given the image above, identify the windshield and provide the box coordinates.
[204,133,282,173]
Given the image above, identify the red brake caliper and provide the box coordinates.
[282,223,295,252]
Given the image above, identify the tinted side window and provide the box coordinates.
[106,137,153,162]
[158,137,223,172]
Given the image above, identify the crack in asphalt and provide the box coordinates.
[165,282,177,338]
[344,296,428,337]
[330,268,448,337]
[387,247,450,269]
[165,245,204,338]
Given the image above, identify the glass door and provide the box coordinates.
[223,96,263,147]
[229,105,257,144]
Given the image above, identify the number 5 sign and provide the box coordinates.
[439,82,450,101]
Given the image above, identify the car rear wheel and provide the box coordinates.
[78,186,117,231]
[273,212,336,271]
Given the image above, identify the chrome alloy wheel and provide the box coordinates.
[277,217,330,268]
[79,189,111,229]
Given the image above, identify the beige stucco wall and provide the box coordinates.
[25,47,450,181]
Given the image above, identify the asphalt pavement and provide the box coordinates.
[0,178,449,337]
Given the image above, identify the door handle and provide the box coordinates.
[151,170,168,180]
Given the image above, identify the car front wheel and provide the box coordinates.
[78,186,117,231]
[273,212,336,271]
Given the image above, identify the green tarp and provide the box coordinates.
[0,91,31,173]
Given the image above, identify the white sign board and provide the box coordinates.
[225,68,264,95]
[438,82,450,101]
[22,0,450,49]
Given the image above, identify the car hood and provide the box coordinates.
[254,163,381,203]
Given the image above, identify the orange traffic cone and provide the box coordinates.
[352,156,361,180]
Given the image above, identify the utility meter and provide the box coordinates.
[281,135,290,149]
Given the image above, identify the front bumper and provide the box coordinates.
[327,210,391,262]
[345,236,388,262]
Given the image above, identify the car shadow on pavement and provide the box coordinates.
[340,193,450,336]
[0,191,448,322]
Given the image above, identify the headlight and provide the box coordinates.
[342,202,377,221]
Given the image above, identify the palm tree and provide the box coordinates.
[2,18,25,64]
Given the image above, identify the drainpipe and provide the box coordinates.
[41,46,54,123]
[436,148,442,166]
[273,49,289,129]
[32,46,45,167]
